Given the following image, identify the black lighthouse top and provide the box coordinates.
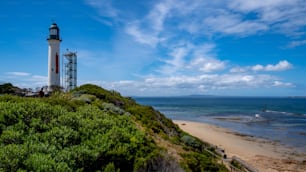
[47,23,60,40]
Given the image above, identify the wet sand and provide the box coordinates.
[174,120,306,172]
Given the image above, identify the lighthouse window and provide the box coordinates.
[50,29,57,35]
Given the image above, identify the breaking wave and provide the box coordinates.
[265,110,306,116]
[213,114,269,123]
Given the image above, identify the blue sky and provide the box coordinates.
[0,0,306,96]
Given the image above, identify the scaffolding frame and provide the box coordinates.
[63,50,77,91]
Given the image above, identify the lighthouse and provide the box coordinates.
[47,23,61,91]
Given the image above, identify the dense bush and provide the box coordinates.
[127,104,181,138]
[72,84,136,108]
[0,84,228,171]
[181,152,228,172]
[0,83,21,94]
[0,96,159,171]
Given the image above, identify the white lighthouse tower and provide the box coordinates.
[47,23,61,91]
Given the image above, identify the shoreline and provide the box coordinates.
[174,120,306,172]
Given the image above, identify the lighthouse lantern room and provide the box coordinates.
[47,23,61,91]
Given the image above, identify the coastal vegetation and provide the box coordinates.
[0,83,22,95]
[0,83,228,171]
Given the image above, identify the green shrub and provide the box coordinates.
[24,153,71,172]
[104,162,119,172]
[0,144,26,171]
[181,152,227,172]
[0,94,161,171]
[101,102,126,115]
[72,94,97,104]
[0,83,20,94]
[0,85,228,172]
[0,129,24,145]
[181,134,204,151]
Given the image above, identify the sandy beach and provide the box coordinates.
[174,120,306,172]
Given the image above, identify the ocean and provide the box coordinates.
[134,96,306,151]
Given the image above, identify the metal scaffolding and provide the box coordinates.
[63,50,77,91]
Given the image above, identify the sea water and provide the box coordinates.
[134,97,306,151]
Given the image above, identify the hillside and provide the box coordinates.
[0,84,228,172]
[0,83,23,95]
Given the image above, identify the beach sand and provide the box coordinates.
[174,120,306,172]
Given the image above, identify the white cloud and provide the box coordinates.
[203,13,268,36]
[124,0,175,47]
[86,0,306,39]
[158,43,226,74]
[229,0,299,12]
[84,0,118,18]
[189,58,226,73]
[80,0,301,96]
[165,0,306,37]
[88,73,294,96]
[253,60,293,72]
[6,72,31,76]
[188,43,226,73]
[1,72,48,89]
[159,46,190,74]
[1,71,294,96]
[228,0,306,36]
[272,81,294,87]
[192,43,216,56]
[288,39,306,48]
[147,0,172,32]
[125,23,160,47]
[84,0,130,26]
[251,64,264,71]
[230,67,247,73]
[231,60,293,73]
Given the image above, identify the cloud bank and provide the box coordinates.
[80,0,305,95]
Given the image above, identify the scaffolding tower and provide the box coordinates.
[63,50,77,91]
